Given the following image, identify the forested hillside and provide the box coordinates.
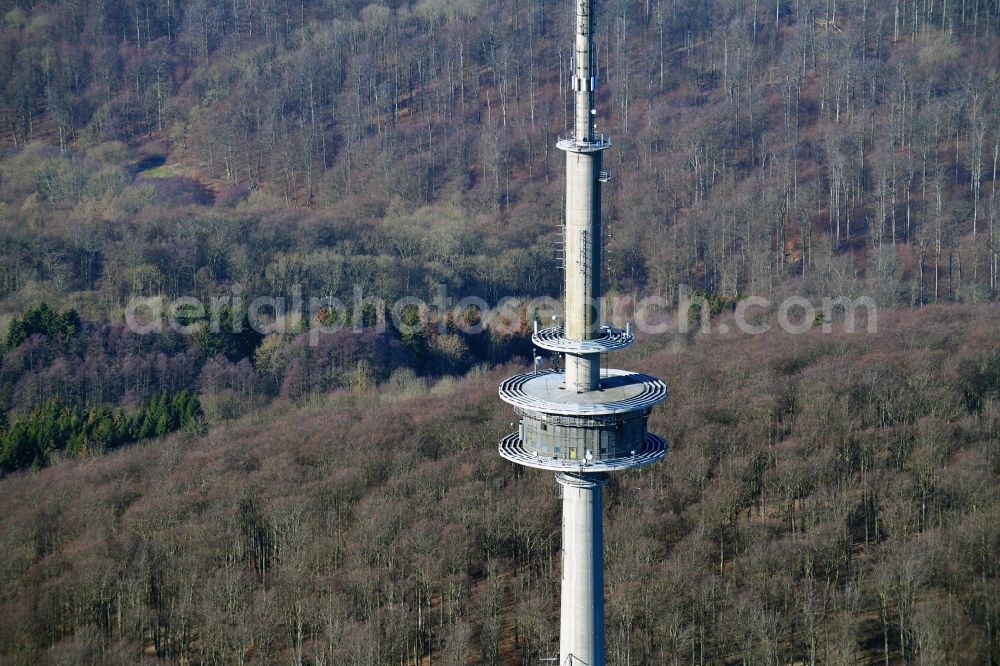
[0,306,998,664]
[0,0,998,318]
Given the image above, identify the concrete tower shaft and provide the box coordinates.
[558,472,608,665]
[562,0,605,393]
[563,148,603,392]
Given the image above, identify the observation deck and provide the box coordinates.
[532,325,634,354]
[499,431,667,472]
[498,369,668,416]
[557,132,612,153]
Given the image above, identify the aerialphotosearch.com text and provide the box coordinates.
[125,283,878,344]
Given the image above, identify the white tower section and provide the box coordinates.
[558,473,607,662]
[498,1,668,664]
[563,0,603,392]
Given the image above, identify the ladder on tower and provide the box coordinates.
[555,220,567,274]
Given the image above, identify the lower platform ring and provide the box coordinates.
[498,431,667,473]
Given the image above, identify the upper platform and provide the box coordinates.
[533,325,634,354]
[557,132,611,153]
[499,431,667,472]
[499,368,668,416]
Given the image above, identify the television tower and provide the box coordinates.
[498,1,668,664]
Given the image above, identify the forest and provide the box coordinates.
[0,0,997,316]
[0,306,998,664]
[0,0,998,662]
